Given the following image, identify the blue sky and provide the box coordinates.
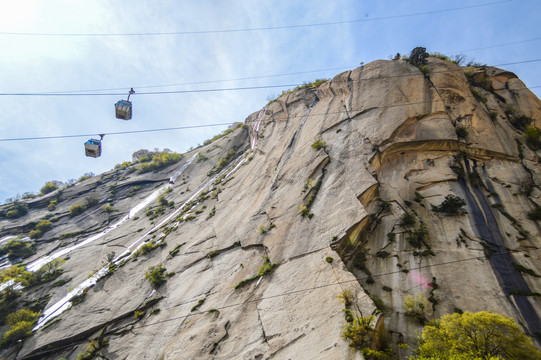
[0,0,540,202]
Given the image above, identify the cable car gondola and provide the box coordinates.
[85,134,104,158]
[115,88,135,120]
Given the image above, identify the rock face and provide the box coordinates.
[1,57,540,359]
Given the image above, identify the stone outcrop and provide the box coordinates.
[1,57,540,359]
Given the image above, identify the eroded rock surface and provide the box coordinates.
[1,58,540,359]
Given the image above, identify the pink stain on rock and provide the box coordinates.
[408,270,431,289]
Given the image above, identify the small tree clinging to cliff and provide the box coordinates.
[145,265,167,289]
[40,181,59,195]
[404,293,432,324]
[70,202,87,217]
[311,138,327,151]
[409,47,428,67]
[432,195,467,215]
[2,308,40,344]
[4,201,28,219]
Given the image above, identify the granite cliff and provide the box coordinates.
[1,55,541,359]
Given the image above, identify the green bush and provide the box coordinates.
[157,195,169,206]
[311,138,327,151]
[59,231,83,239]
[35,220,52,233]
[298,79,328,90]
[516,138,525,160]
[146,204,168,220]
[404,293,431,324]
[407,224,429,249]
[234,257,278,290]
[69,202,87,217]
[4,201,28,219]
[408,46,428,67]
[137,151,183,174]
[0,265,36,287]
[302,178,315,193]
[28,230,41,239]
[341,314,375,351]
[266,79,329,104]
[144,265,167,289]
[21,192,37,200]
[350,244,369,271]
[207,206,216,219]
[428,52,459,65]
[35,258,65,283]
[0,239,35,260]
[197,153,208,162]
[127,185,141,197]
[513,263,538,277]
[336,289,354,307]
[29,219,53,239]
[257,256,277,277]
[399,212,416,228]
[478,77,492,91]
[133,310,145,319]
[101,204,116,214]
[429,52,450,61]
[150,308,161,316]
[411,311,541,360]
[299,176,323,218]
[85,195,99,207]
[471,88,487,104]
[464,68,492,91]
[47,200,57,211]
[473,76,492,91]
[432,195,467,215]
[525,126,541,150]
[409,47,428,67]
[2,308,39,344]
[78,173,94,182]
[40,182,58,195]
[258,222,275,235]
[76,337,106,360]
[70,289,88,307]
[233,275,259,290]
[511,114,534,131]
[190,298,206,312]
[115,161,133,170]
[132,241,165,258]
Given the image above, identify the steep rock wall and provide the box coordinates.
[2,57,540,359]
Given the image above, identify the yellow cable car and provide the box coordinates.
[85,135,104,158]
[115,88,135,120]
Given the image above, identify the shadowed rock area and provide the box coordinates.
[1,57,540,359]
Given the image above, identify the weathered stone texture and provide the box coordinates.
[3,57,541,359]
